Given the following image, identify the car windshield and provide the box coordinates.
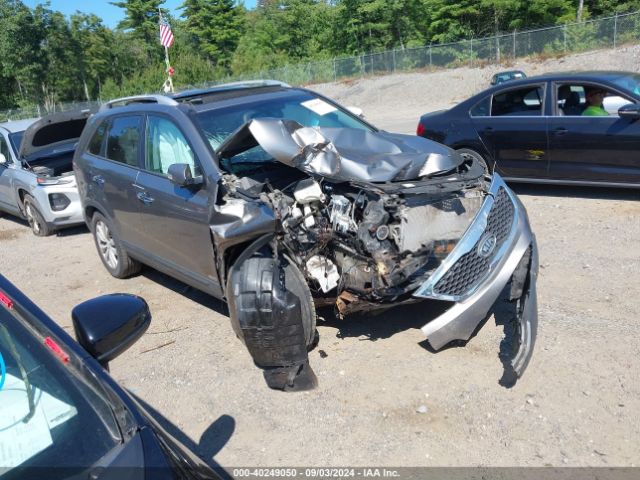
[0,305,121,477]
[607,73,640,96]
[195,90,373,168]
[8,132,24,157]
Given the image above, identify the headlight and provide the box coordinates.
[37,176,75,186]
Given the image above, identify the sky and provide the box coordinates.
[23,0,256,28]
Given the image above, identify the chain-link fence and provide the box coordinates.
[226,10,640,86]
[0,101,101,123]
[2,11,640,121]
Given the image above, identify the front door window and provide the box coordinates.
[145,116,199,176]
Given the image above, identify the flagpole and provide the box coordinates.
[159,8,174,93]
[164,45,174,93]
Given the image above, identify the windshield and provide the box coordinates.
[8,132,23,158]
[196,91,372,169]
[0,304,121,477]
[608,73,640,96]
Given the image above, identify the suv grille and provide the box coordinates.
[433,188,514,297]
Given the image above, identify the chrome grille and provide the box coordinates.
[432,188,514,297]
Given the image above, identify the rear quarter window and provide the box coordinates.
[470,96,490,117]
[88,121,107,156]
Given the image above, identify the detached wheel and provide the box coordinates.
[91,212,140,278]
[228,252,318,391]
[457,148,490,174]
[23,195,52,237]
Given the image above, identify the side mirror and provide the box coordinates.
[72,294,151,369]
[167,163,203,187]
[0,153,7,165]
[346,106,365,119]
[617,103,640,119]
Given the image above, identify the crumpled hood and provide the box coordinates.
[216,118,463,182]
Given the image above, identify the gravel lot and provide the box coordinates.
[1,48,640,469]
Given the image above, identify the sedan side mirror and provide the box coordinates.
[0,153,7,165]
[167,163,203,187]
[72,294,151,369]
[618,103,640,119]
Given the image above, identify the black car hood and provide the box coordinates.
[216,118,463,182]
[19,109,91,159]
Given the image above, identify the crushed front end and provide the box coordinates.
[216,119,538,389]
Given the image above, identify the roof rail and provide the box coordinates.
[100,94,178,111]
[215,79,291,89]
[172,80,291,101]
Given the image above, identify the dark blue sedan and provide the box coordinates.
[417,71,640,188]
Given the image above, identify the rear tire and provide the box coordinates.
[457,148,490,174]
[91,212,141,278]
[23,195,52,237]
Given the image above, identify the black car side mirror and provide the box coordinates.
[167,163,203,187]
[618,103,640,119]
[72,294,151,369]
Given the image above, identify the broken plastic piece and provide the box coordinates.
[306,256,340,293]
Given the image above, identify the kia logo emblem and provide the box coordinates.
[477,233,497,258]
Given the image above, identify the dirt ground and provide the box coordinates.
[1,48,640,469]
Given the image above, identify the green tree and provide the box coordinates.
[111,0,165,53]
[0,0,47,107]
[180,0,245,69]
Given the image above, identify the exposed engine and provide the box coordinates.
[228,166,488,315]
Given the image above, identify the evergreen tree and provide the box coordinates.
[181,0,245,69]
[111,0,165,49]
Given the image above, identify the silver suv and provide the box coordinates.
[0,112,88,236]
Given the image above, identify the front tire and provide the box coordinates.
[23,195,52,237]
[228,253,318,391]
[91,212,140,278]
[457,148,490,174]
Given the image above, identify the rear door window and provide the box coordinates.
[491,85,544,116]
[88,121,107,156]
[105,116,142,167]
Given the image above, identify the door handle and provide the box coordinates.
[92,175,105,186]
[483,127,494,135]
[136,191,155,205]
[554,127,568,136]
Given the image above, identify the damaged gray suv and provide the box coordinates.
[74,81,538,391]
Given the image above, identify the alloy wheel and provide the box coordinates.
[95,220,118,270]
[25,203,41,235]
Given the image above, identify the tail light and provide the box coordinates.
[416,122,426,137]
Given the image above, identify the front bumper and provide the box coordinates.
[413,174,538,376]
[29,180,84,227]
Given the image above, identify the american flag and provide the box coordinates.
[159,16,174,48]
